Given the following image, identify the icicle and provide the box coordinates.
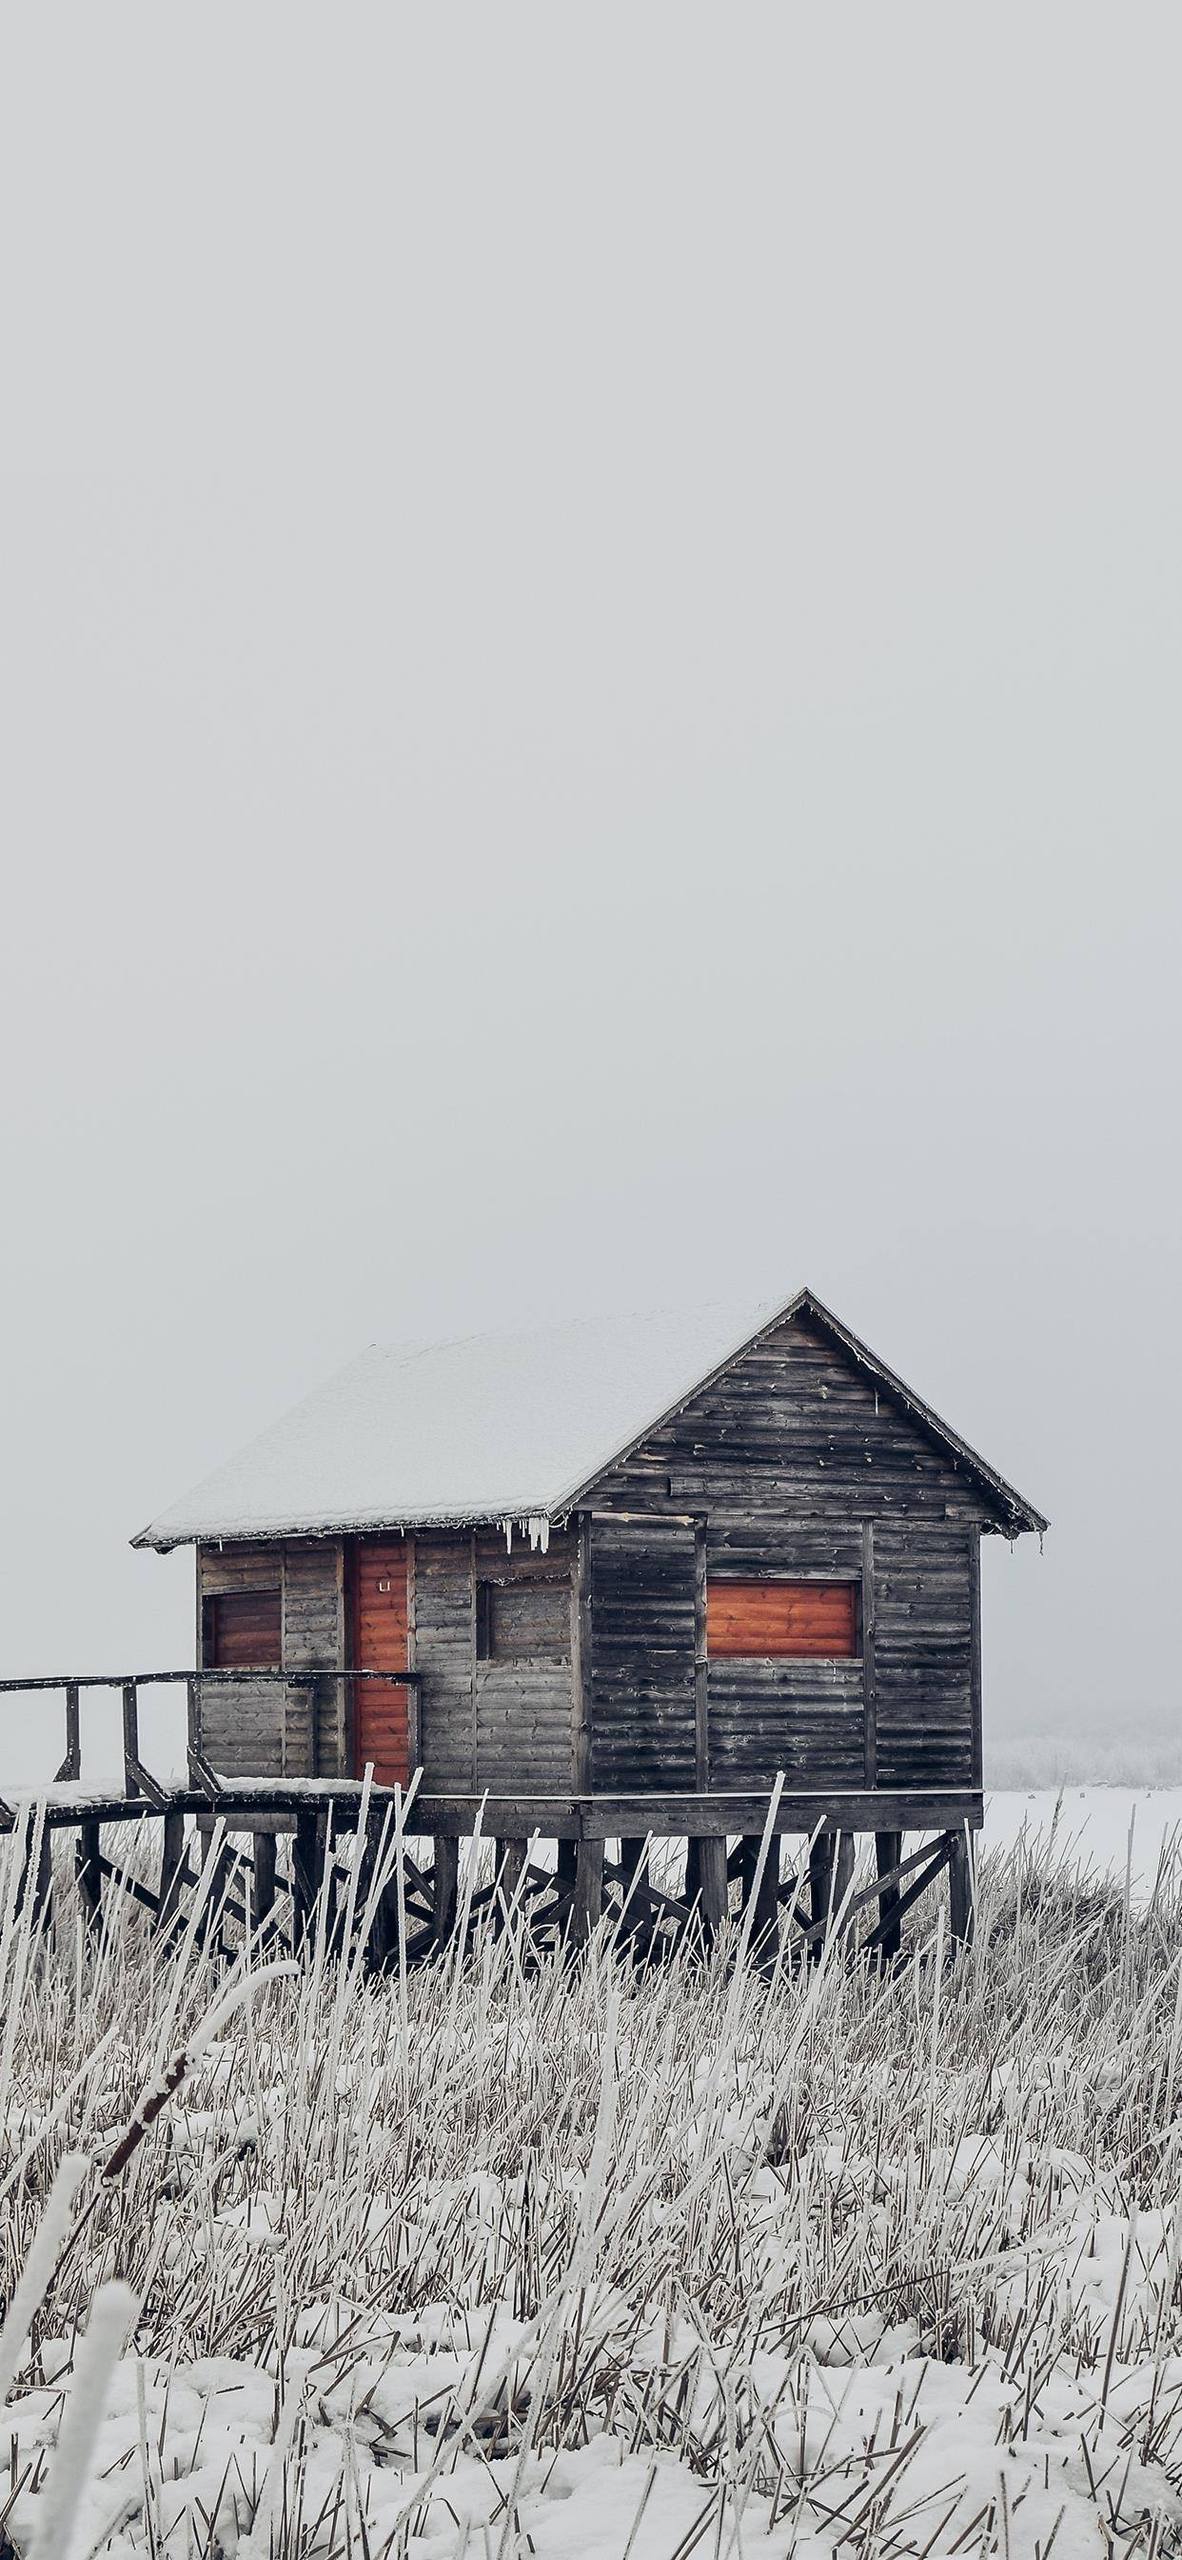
[501,1517,514,1553]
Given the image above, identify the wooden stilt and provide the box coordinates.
[292,1810,321,1950]
[556,1839,577,1890]
[494,1837,527,1926]
[157,1810,187,1934]
[572,1837,604,1944]
[948,1829,975,1947]
[250,1829,277,1934]
[697,1834,728,1935]
[76,1819,103,1939]
[808,1833,835,1955]
[875,1828,903,1958]
[684,1837,702,1905]
[832,1831,855,1934]
[432,1833,459,1949]
[751,1834,781,1957]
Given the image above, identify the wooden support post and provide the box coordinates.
[122,1682,140,1795]
[808,1833,835,1956]
[432,1833,459,1950]
[874,1829,903,1958]
[751,1834,781,1958]
[556,1838,577,1891]
[76,1819,102,1939]
[292,1809,321,1951]
[59,1683,81,1783]
[948,1830,975,1948]
[832,1830,855,1935]
[684,1837,702,1904]
[250,1829,277,1933]
[494,1838,527,1925]
[157,1810,187,1933]
[572,1837,604,1944]
[697,1834,728,1936]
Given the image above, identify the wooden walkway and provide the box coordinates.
[0,1669,978,1961]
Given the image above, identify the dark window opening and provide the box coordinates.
[476,1578,571,1663]
[202,1588,282,1669]
[706,1578,859,1659]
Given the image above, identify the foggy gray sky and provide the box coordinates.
[1,8,1179,1781]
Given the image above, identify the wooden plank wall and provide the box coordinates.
[414,1533,477,1789]
[587,1518,697,1791]
[873,1525,976,1786]
[196,1539,344,1778]
[195,1544,285,1776]
[472,1530,576,1792]
[283,1540,345,1776]
[586,1315,991,1796]
[414,1530,577,1791]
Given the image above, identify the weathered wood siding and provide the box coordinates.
[195,1543,285,1776]
[196,1538,344,1777]
[587,1518,697,1791]
[585,1314,987,1796]
[412,1534,475,1789]
[472,1530,576,1792]
[414,1531,577,1791]
[283,1540,345,1776]
[872,1525,976,1786]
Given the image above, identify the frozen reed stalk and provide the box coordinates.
[0,2154,89,2406]
[31,2281,139,2560]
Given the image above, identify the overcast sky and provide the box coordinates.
[1,7,1178,1784]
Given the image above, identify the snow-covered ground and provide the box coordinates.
[5,1817,1182,2559]
[983,1787,1182,1899]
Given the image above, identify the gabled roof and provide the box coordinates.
[132,1287,1047,1552]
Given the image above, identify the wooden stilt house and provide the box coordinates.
[128,1290,1045,1942]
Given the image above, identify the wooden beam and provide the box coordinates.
[752,1835,781,1958]
[55,1682,81,1784]
[292,1809,322,1949]
[432,1833,459,1949]
[76,1819,102,1938]
[250,1829,277,1932]
[572,1837,604,1944]
[862,1835,956,1954]
[874,1829,903,1958]
[948,1829,975,1946]
[157,1811,187,1932]
[121,1683,140,1795]
[697,1834,728,1934]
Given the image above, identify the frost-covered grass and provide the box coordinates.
[6,1821,1182,2560]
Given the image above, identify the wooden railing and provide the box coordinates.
[0,1668,422,1803]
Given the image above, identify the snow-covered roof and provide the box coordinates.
[132,1288,1048,1551]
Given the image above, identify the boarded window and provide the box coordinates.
[476,1579,571,1663]
[202,1588,282,1669]
[706,1580,858,1659]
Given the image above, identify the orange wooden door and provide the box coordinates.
[352,1540,411,1783]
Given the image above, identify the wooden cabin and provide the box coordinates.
[134,1291,1045,1927]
